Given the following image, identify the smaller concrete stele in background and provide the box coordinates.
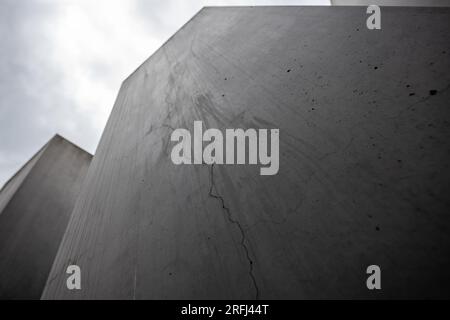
[0,134,92,299]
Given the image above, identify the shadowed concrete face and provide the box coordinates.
[331,0,450,6]
[0,135,92,299]
[43,6,450,299]
[0,145,46,215]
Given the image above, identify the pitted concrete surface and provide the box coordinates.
[43,7,450,299]
[0,135,92,299]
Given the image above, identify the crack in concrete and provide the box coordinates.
[133,265,137,300]
[208,164,260,300]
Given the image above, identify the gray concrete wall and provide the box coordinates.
[0,135,92,299]
[43,6,450,299]
[331,0,450,6]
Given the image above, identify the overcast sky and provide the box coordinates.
[0,0,329,186]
